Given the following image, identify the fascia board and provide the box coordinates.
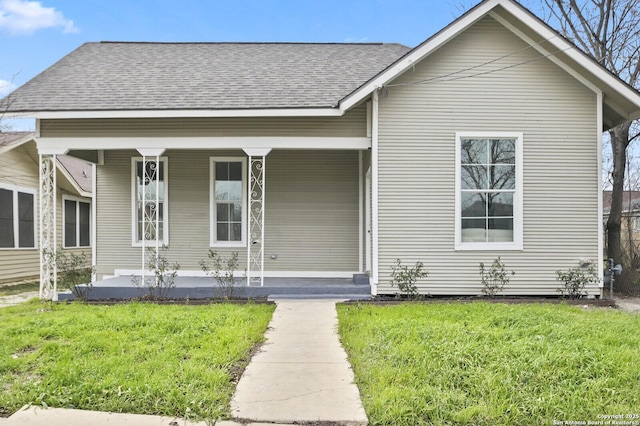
[0,133,36,156]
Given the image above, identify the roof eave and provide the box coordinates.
[7,107,345,120]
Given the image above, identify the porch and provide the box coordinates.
[58,276,372,300]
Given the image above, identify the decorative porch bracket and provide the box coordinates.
[244,149,271,286]
[138,149,165,287]
[39,154,58,301]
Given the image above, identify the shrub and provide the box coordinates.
[200,250,244,300]
[556,265,598,298]
[390,259,428,299]
[42,248,94,300]
[479,257,514,297]
[132,246,179,300]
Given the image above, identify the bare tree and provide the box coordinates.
[542,0,640,268]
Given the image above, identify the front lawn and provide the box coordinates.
[0,300,274,422]
[338,302,640,426]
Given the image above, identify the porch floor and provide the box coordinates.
[60,276,371,300]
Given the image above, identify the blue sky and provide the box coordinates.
[0,0,542,131]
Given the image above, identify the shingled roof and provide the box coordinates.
[3,42,410,112]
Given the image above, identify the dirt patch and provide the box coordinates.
[614,296,640,313]
[343,295,617,308]
[0,292,39,308]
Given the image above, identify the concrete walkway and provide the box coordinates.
[231,299,368,424]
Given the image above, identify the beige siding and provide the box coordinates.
[96,150,360,278]
[377,16,600,296]
[0,144,91,284]
[40,105,367,138]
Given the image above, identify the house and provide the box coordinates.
[0,131,93,285]
[603,190,640,264]
[2,0,640,299]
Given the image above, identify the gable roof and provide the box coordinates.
[341,0,640,129]
[1,42,409,116]
[2,0,639,125]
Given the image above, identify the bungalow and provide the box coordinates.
[2,0,640,299]
[0,131,93,285]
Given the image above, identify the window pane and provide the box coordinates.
[217,203,228,221]
[215,181,229,201]
[490,165,515,190]
[229,162,242,181]
[461,139,488,164]
[217,223,229,241]
[461,165,487,190]
[232,203,242,222]
[65,200,77,247]
[18,192,34,248]
[462,218,486,242]
[461,193,485,217]
[492,139,515,164]
[228,181,242,201]
[0,189,14,248]
[215,162,229,181]
[488,218,514,242]
[79,202,91,247]
[488,193,513,217]
[231,223,242,241]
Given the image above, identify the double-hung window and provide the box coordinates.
[455,132,523,250]
[63,196,91,248]
[0,185,36,249]
[210,158,246,246]
[132,158,168,246]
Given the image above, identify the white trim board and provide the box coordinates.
[36,137,371,152]
[114,269,358,279]
[10,108,345,119]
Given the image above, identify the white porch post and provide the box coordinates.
[137,149,165,285]
[39,154,58,301]
[244,148,271,286]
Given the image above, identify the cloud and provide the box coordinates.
[0,0,77,35]
[0,79,16,96]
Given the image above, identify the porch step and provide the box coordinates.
[269,294,372,301]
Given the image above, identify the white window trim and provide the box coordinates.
[210,157,247,248]
[454,132,524,251]
[0,183,37,250]
[62,195,91,249]
[131,157,169,247]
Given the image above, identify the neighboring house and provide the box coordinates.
[2,0,640,297]
[0,131,93,284]
[603,191,640,262]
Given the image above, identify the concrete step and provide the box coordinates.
[268,294,372,300]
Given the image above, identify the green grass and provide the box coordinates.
[338,302,640,425]
[0,281,40,297]
[0,300,274,422]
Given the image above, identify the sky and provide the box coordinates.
[0,0,547,131]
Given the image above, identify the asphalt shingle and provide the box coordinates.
[2,42,411,112]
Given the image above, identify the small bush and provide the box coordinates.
[479,257,514,297]
[200,250,244,300]
[556,265,598,298]
[42,248,94,300]
[132,246,179,300]
[390,259,428,299]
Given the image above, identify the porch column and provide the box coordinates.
[244,148,271,286]
[39,154,57,301]
[137,149,165,286]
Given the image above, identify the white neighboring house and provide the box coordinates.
[0,131,93,284]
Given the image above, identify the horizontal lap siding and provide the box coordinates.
[0,145,90,283]
[40,105,367,138]
[96,150,360,277]
[377,16,599,296]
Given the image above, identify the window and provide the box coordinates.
[63,197,91,248]
[0,186,36,249]
[210,157,246,246]
[132,158,168,245]
[455,133,523,250]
